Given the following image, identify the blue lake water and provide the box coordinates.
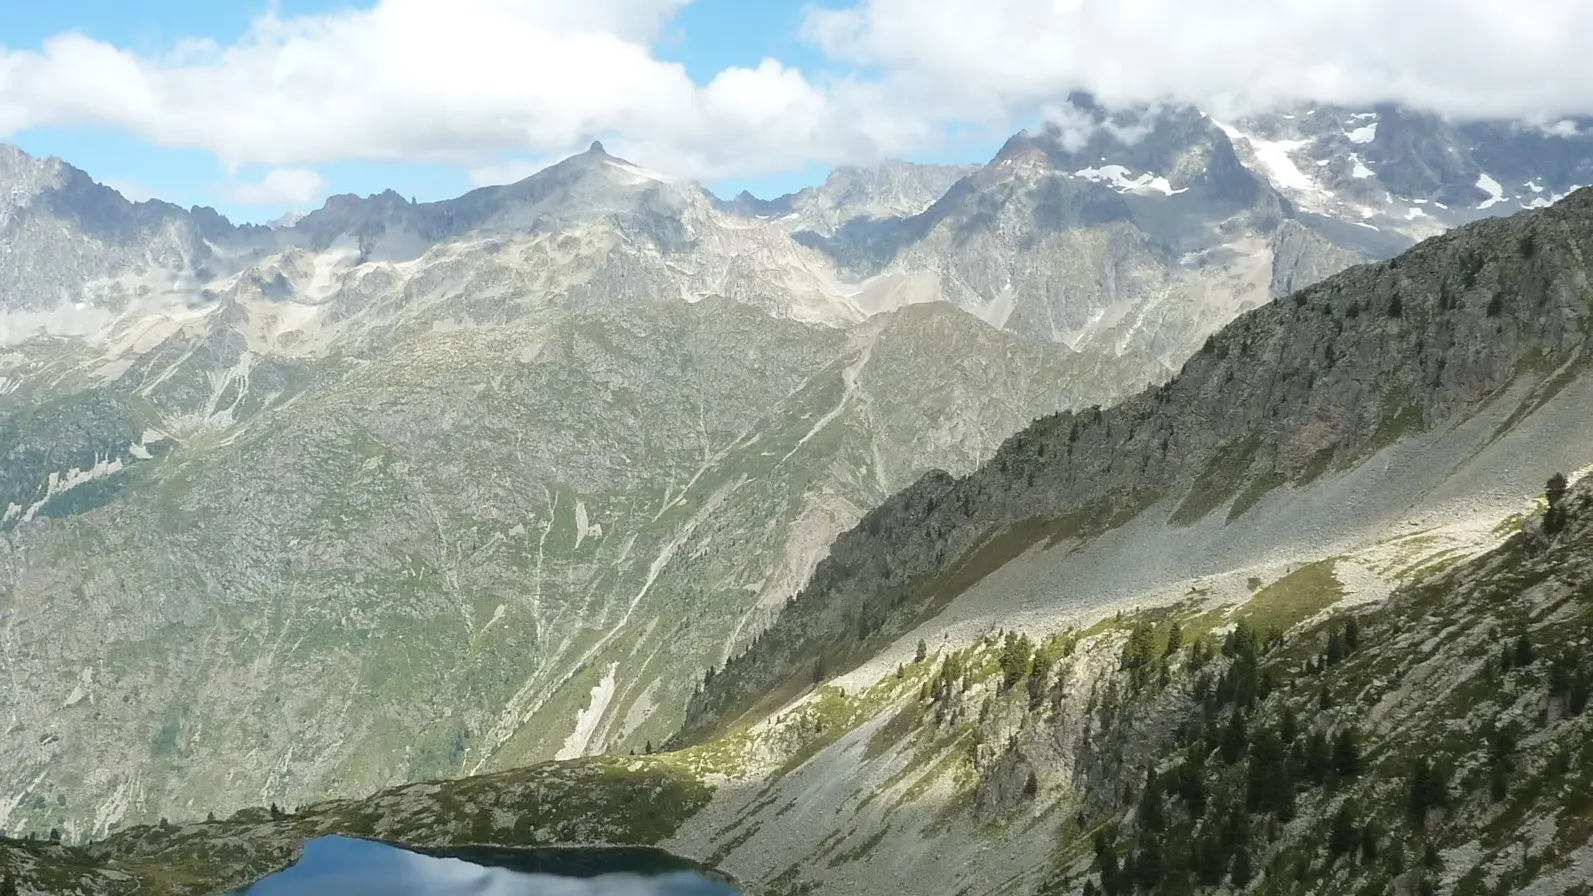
[236,835,740,895]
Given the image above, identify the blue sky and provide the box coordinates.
[0,0,1007,223]
[3,0,1586,224]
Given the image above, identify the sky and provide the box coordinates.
[4,0,1593,223]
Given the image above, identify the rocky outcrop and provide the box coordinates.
[678,188,1593,746]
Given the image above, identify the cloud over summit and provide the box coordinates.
[3,0,1590,201]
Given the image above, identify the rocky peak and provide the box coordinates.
[1359,104,1485,206]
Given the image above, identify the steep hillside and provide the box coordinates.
[0,293,1131,841]
[680,188,1593,746]
[5,180,1593,896]
[2,126,1587,848]
[6,464,1590,896]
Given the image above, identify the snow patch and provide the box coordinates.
[556,662,619,760]
[1351,157,1376,179]
[1071,165,1184,196]
[1346,123,1378,144]
[1215,124,1324,194]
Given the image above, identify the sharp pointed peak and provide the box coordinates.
[587,140,609,156]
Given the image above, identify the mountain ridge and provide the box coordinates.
[4,184,1593,896]
[678,186,1593,746]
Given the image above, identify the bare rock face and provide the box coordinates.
[0,109,1585,842]
[682,187,1593,747]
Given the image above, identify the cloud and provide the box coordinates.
[802,0,1593,122]
[0,0,924,182]
[224,167,328,205]
[1,0,1589,192]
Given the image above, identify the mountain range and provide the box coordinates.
[0,95,1591,865]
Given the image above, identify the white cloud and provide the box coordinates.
[803,0,1593,122]
[0,0,924,182]
[224,167,328,205]
[0,0,1589,191]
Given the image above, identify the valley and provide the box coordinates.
[1,91,1592,896]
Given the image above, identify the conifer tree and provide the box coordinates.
[1231,845,1254,887]
[1221,711,1249,765]
[1333,727,1362,779]
[1304,729,1331,785]
[1279,706,1299,745]
[1514,633,1535,668]
[1409,757,1448,827]
[1330,800,1360,858]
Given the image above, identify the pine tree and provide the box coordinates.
[1139,767,1165,832]
[1231,845,1254,887]
[1121,623,1156,670]
[1245,729,1293,816]
[1164,621,1184,656]
[1332,727,1362,779]
[1409,757,1448,828]
[1547,472,1569,508]
[1326,630,1344,666]
[0,872,16,896]
[1513,633,1535,669]
[1345,616,1361,652]
[1329,801,1360,858]
[1304,729,1331,785]
[1136,836,1165,891]
[1279,706,1299,745]
[1490,764,1510,802]
[999,631,1035,692]
[915,639,928,663]
[1570,669,1591,717]
[1221,711,1249,765]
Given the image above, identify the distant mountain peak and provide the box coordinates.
[587,140,609,156]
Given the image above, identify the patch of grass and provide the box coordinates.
[1238,559,1346,634]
